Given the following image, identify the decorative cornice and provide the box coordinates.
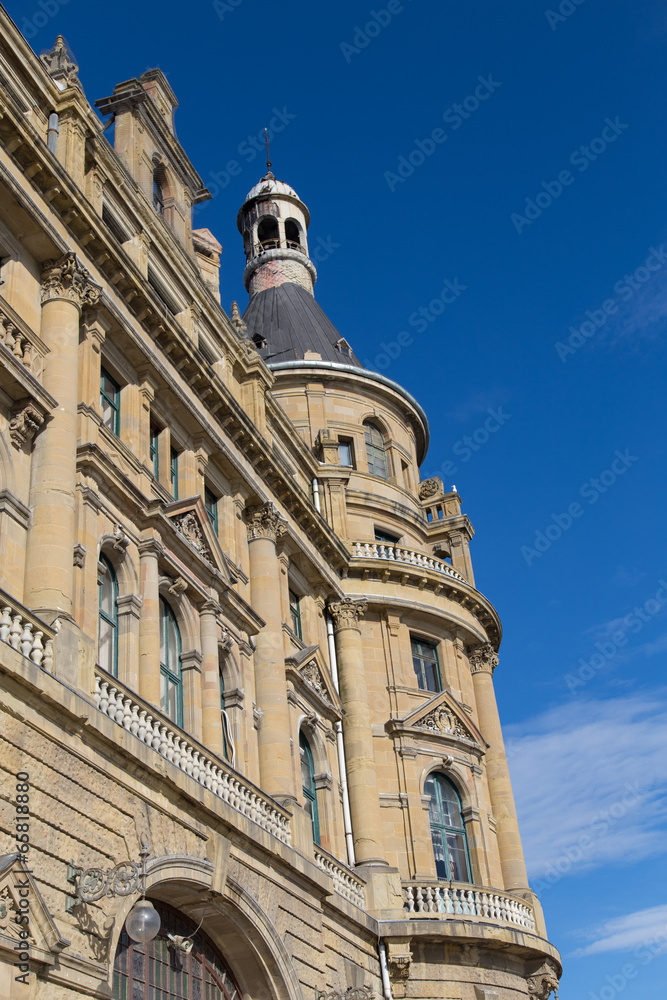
[244,501,286,542]
[40,253,100,309]
[328,597,367,631]
[468,642,499,675]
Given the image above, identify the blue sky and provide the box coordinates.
[10,0,667,994]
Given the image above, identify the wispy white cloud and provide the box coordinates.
[611,565,647,587]
[572,905,667,957]
[506,694,667,881]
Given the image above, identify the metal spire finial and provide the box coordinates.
[264,128,274,177]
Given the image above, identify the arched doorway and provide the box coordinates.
[113,901,242,1000]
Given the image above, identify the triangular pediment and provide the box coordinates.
[0,853,69,966]
[162,496,237,584]
[286,645,342,718]
[399,690,486,747]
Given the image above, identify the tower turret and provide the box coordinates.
[237,171,317,298]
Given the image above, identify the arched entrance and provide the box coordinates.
[113,901,242,1000]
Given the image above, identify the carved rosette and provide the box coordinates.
[418,476,443,500]
[328,597,368,631]
[468,642,499,675]
[41,253,100,310]
[9,404,44,448]
[244,502,286,542]
[527,959,560,1000]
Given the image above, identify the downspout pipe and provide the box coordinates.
[326,615,355,867]
[47,112,59,154]
[312,477,321,513]
[378,939,393,1000]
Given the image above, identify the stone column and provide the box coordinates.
[245,502,295,805]
[200,601,224,756]
[329,597,386,867]
[468,643,529,891]
[138,537,162,709]
[24,253,100,619]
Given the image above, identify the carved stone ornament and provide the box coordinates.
[244,502,287,542]
[301,659,327,699]
[315,988,374,1000]
[328,597,368,631]
[418,706,473,742]
[173,512,212,563]
[9,403,43,448]
[418,476,443,500]
[219,625,235,652]
[41,253,100,309]
[527,960,560,1000]
[230,300,247,336]
[468,642,499,675]
[39,35,79,86]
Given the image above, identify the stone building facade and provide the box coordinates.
[0,14,561,1000]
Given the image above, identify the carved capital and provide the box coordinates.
[468,642,499,675]
[526,959,560,1000]
[41,253,100,310]
[9,403,44,448]
[244,502,286,542]
[328,597,367,631]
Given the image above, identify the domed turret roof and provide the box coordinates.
[244,172,299,203]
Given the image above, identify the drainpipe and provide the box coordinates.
[312,477,321,513]
[47,112,59,154]
[378,939,393,1000]
[326,615,355,867]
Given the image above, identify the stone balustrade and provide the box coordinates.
[351,541,466,582]
[0,299,44,378]
[403,881,535,931]
[314,846,365,908]
[93,671,291,845]
[0,593,57,672]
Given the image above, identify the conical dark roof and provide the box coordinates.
[242,282,363,368]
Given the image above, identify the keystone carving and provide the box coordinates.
[418,476,443,500]
[244,502,286,542]
[328,597,367,631]
[41,253,100,309]
[9,403,43,448]
[526,959,560,1000]
[468,642,499,675]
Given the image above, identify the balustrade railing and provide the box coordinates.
[351,541,466,582]
[0,298,45,379]
[93,671,291,845]
[314,846,365,908]
[403,881,535,930]
[0,592,57,671]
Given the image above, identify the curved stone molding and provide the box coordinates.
[40,253,100,309]
[468,642,499,675]
[328,597,367,631]
[244,501,286,542]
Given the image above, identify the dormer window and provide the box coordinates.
[252,333,267,350]
[153,171,165,216]
[335,338,353,357]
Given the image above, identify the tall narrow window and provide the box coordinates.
[338,439,354,467]
[100,367,120,436]
[364,421,388,479]
[289,590,302,639]
[424,774,472,882]
[159,597,182,727]
[98,555,118,677]
[300,731,320,844]
[149,422,160,479]
[170,447,179,499]
[205,486,219,534]
[411,636,441,692]
[153,171,165,216]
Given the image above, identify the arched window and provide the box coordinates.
[160,597,182,726]
[299,731,320,844]
[114,900,242,1000]
[424,773,472,882]
[153,170,165,216]
[364,421,389,479]
[257,216,279,251]
[285,218,301,249]
[98,555,118,677]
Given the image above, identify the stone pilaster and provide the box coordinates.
[24,253,100,619]
[329,597,386,867]
[138,536,163,709]
[468,642,529,891]
[245,502,295,804]
[201,601,224,756]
